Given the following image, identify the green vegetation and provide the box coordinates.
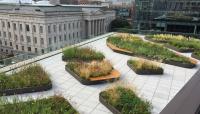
[147,34,200,52]
[67,60,113,79]
[0,64,51,91]
[107,35,196,65]
[62,47,105,61]
[194,51,200,58]
[100,86,151,114]
[111,18,132,29]
[0,96,78,114]
[128,59,163,74]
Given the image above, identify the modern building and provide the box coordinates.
[0,2,115,55]
[134,0,200,37]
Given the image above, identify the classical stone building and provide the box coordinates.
[0,3,115,54]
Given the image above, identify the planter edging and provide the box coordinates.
[191,53,200,60]
[99,93,121,114]
[127,62,164,75]
[65,65,119,85]
[107,41,196,68]
[0,83,52,96]
[106,43,133,56]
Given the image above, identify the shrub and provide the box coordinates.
[67,60,113,79]
[0,64,51,91]
[62,47,105,61]
[107,35,196,65]
[100,86,151,114]
[0,96,78,114]
[128,59,163,74]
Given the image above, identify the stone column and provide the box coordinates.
[95,20,97,36]
[194,25,197,34]
[88,20,91,38]
[98,20,101,35]
[103,19,105,33]
[93,20,95,37]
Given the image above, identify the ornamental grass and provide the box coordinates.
[0,64,51,91]
[62,47,105,61]
[0,96,78,114]
[107,35,196,65]
[67,60,113,79]
[100,86,151,114]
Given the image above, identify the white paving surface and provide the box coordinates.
[2,34,200,114]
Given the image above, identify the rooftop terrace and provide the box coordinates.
[0,33,199,114]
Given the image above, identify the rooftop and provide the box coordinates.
[1,33,199,114]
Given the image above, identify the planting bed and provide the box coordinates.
[62,47,105,61]
[0,96,78,114]
[127,59,164,75]
[100,86,151,114]
[107,34,197,68]
[63,47,120,85]
[192,51,200,60]
[146,34,200,53]
[0,64,52,96]
[65,61,120,85]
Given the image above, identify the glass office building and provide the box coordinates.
[134,0,200,36]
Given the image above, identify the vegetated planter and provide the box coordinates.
[62,55,103,62]
[163,60,196,68]
[145,37,194,53]
[0,83,52,96]
[164,44,194,53]
[65,65,120,85]
[99,93,121,114]
[107,42,133,56]
[127,62,164,75]
[191,53,200,60]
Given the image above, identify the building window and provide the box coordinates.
[34,37,37,44]
[40,38,44,45]
[73,22,75,29]
[28,47,31,52]
[20,35,24,42]
[54,37,56,43]
[53,25,56,32]
[41,49,44,54]
[3,32,6,37]
[77,22,79,28]
[7,22,10,28]
[16,45,18,50]
[27,36,31,43]
[40,26,43,33]
[22,46,24,51]
[5,41,7,46]
[26,24,30,32]
[2,21,5,28]
[13,23,17,30]
[64,34,67,41]
[0,40,2,45]
[10,42,12,46]
[0,31,1,37]
[48,25,51,33]
[49,38,52,45]
[59,35,62,41]
[64,24,66,31]
[20,24,23,31]
[35,48,37,53]
[33,25,36,32]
